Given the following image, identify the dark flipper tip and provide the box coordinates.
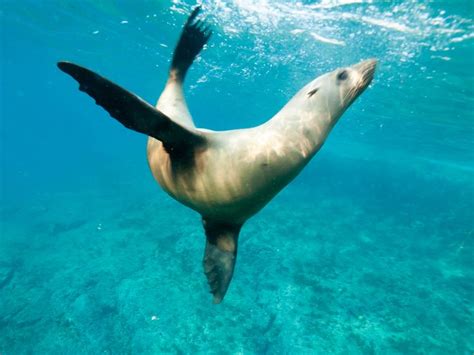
[213,295,223,304]
[171,6,212,80]
[202,219,242,304]
[57,61,76,75]
[203,244,236,304]
[188,5,202,23]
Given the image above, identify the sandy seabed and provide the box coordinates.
[1,155,473,354]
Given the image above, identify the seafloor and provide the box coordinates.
[1,153,473,353]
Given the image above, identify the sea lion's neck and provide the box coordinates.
[266,108,337,160]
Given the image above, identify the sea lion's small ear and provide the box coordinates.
[307,88,319,97]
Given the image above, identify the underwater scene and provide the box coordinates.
[1,0,473,353]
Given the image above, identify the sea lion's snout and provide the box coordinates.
[351,58,377,88]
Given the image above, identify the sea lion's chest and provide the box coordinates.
[146,128,311,221]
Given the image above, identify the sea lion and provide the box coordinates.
[58,6,376,303]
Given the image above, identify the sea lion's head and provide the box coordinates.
[307,58,377,122]
[281,58,377,131]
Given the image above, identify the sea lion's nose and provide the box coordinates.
[352,58,377,86]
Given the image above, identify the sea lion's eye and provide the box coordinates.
[307,88,318,97]
[337,70,348,81]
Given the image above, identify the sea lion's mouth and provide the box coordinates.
[352,58,377,88]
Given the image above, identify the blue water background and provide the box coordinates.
[1,1,473,353]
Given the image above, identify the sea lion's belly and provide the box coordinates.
[147,132,306,223]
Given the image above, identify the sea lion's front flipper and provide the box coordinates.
[202,219,242,304]
[57,61,205,152]
[171,6,212,82]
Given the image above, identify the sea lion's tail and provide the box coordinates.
[170,6,212,82]
[202,219,242,304]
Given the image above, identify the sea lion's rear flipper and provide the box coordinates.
[170,6,212,82]
[202,219,242,304]
[57,62,205,152]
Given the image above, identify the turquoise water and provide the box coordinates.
[1,0,473,353]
